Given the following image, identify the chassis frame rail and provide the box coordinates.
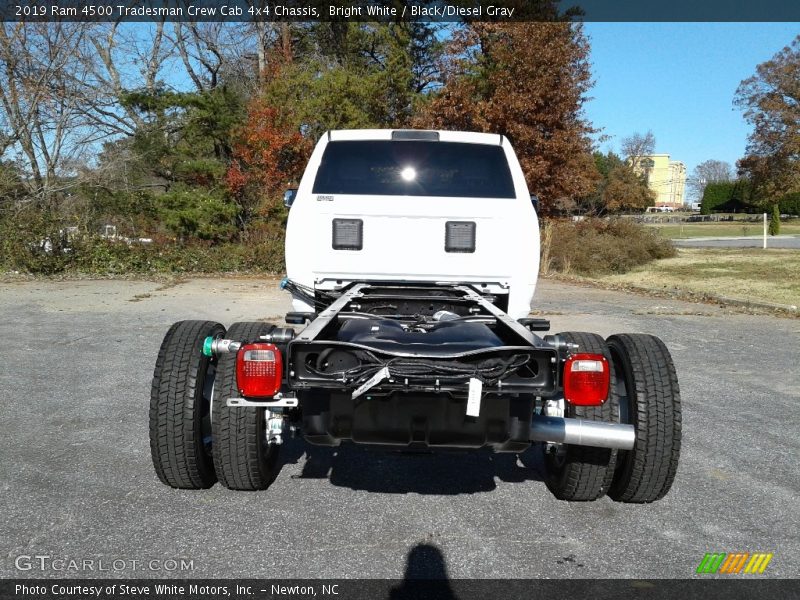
[286,282,562,397]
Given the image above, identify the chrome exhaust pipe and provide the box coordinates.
[530,415,635,450]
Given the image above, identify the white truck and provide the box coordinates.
[150,129,681,503]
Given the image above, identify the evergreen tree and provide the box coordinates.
[769,203,781,236]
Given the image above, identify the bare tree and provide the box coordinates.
[173,22,226,91]
[688,159,733,199]
[0,22,95,202]
[73,22,170,138]
[72,22,247,139]
[170,22,270,93]
[0,22,173,203]
[621,130,656,172]
[0,120,13,156]
[0,19,275,204]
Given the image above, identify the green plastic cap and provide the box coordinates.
[202,336,214,357]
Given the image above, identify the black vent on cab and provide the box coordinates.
[332,218,363,250]
[445,221,476,253]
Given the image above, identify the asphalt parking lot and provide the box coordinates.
[1,277,798,579]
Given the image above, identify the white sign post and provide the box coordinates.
[763,212,767,249]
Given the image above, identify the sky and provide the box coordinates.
[85,21,799,197]
[583,23,799,191]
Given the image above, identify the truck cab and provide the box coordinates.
[285,129,539,319]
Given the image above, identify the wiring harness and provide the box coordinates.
[280,278,339,310]
[308,348,530,389]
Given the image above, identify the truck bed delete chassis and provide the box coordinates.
[286,283,568,450]
[288,283,559,396]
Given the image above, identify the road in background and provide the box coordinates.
[672,236,800,249]
[0,278,797,579]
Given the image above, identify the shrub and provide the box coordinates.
[238,221,286,273]
[0,209,78,274]
[0,218,286,276]
[540,218,675,277]
[769,204,781,236]
[82,189,160,237]
[67,236,286,275]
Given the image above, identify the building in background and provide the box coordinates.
[635,154,686,208]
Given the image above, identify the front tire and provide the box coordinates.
[543,332,619,501]
[212,321,280,491]
[150,320,223,489]
[606,334,681,503]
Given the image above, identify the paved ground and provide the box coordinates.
[672,235,800,249]
[0,277,798,579]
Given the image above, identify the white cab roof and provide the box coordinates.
[328,129,505,146]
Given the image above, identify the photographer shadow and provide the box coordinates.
[390,544,459,600]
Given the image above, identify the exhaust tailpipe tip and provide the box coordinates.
[530,415,635,450]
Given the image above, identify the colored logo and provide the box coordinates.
[696,553,773,574]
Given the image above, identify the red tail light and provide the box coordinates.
[236,343,282,398]
[563,353,610,406]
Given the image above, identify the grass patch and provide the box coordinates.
[589,248,800,308]
[647,221,800,239]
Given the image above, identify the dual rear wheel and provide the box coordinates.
[149,320,280,491]
[543,332,682,503]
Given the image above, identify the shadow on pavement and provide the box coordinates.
[275,437,545,495]
[390,544,459,599]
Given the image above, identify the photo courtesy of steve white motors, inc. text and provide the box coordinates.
[14,583,339,597]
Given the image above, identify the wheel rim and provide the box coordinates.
[609,346,631,425]
[201,360,216,456]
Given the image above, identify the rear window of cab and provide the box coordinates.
[312,140,516,198]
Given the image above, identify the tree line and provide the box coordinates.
[698,36,800,215]
[0,20,797,273]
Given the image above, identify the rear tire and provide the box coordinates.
[213,321,280,491]
[606,334,681,503]
[150,320,223,489]
[543,332,619,501]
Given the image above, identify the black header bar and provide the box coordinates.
[3,579,800,600]
[2,0,800,22]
